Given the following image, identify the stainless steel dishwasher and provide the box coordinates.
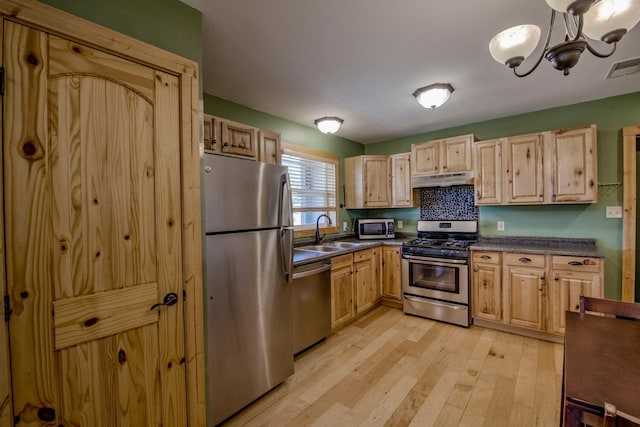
[292,261,332,355]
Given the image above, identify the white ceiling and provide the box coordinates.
[184,0,640,144]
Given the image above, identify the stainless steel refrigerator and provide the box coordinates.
[202,153,294,425]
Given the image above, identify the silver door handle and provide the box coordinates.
[292,263,331,280]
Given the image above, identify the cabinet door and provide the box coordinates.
[503,267,545,330]
[331,265,354,329]
[548,270,602,335]
[441,135,472,173]
[382,246,402,300]
[259,129,281,164]
[391,153,413,207]
[504,133,544,204]
[354,259,374,314]
[363,156,391,207]
[411,140,440,175]
[474,139,502,205]
[550,126,597,203]
[372,246,383,301]
[220,119,258,159]
[472,262,502,322]
[203,114,219,152]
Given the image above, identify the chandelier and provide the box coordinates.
[489,0,640,77]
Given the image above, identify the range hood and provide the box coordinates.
[411,171,474,188]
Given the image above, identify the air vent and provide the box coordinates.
[606,57,640,79]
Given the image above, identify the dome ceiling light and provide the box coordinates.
[314,117,344,134]
[413,83,455,109]
[489,0,640,77]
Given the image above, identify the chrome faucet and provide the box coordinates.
[315,214,332,245]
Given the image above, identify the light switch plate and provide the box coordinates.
[606,206,623,218]
[397,220,403,229]
[343,221,348,231]
[497,221,505,231]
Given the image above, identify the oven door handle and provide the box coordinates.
[403,295,468,310]
[402,255,468,265]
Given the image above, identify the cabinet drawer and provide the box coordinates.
[331,253,354,270]
[353,248,372,263]
[504,253,545,268]
[472,251,500,264]
[551,256,601,272]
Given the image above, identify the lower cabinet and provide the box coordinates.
[471,250,603,341]
[382,246,402,301]
[330,248,385,330]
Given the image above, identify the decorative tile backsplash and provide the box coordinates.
[420,185,478,220]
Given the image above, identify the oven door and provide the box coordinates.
[401,255,469,305]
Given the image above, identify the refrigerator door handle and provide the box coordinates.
[279,173,294,282]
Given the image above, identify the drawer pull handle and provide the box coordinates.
[568,261,584,266]
[480,255,491,259]
[518,257,532,263]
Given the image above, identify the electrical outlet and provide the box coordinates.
[497,221,505,231]
[343,221,348,231]
[606,206,622,218]
[397,220,403,229]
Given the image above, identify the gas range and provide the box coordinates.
[402,220,478,261]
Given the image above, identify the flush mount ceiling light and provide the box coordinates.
[489,0,640,77]
[413,83,455,109]
[314,117,344,134]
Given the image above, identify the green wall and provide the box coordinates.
[366,92,640,300]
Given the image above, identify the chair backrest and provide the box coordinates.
[579,295,640,320]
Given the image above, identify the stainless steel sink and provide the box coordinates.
[328,242,362,249]
[298,245,342,253]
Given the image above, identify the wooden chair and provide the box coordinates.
[579,295,640,320]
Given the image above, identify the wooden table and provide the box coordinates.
[563,311,640,425]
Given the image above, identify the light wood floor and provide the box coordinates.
[223,306,563,427]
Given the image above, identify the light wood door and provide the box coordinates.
[549,126,597,203]
[474,139,503,205]
[382,246,402,300]
[1,284,11,426]
[331,265,354,329]
[503,267,545,330]
[390,153,412,207]
[4,23,186,426]
[259,129,281,164]
[504,133,544,204]
[548,270,601,335]
[354,258,374,314]
[441,135,472,173]
[203,113,219,153]
[411,140,440,175]
[472,262,502,322]
[220,119,258,159]
[371,246,383,301]
[363,156,391,207]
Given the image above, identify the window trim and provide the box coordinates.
[282,142,340,238]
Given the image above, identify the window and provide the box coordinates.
[282,143,339,237]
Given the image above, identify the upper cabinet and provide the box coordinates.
[345,155,391,208]
[390,153,414,207]
[549,126,597,203]
[345,154,416,209]
[474,125,597,205]
[259,130,282,165]
[204,114,281,164]
[411,134,473,176]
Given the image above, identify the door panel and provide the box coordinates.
[4,22,186,426]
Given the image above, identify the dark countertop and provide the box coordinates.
[293,236,414,267]
[471,235,603,258]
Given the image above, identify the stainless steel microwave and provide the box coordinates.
[356,218,395,240]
